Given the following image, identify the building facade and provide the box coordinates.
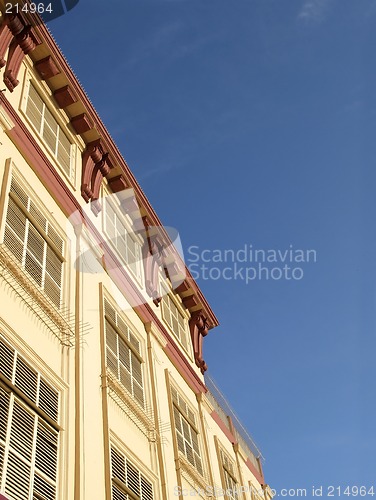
[0,4,273,500]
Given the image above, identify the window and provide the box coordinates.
[171,386,203,476]
[110,445,153,500]
[25,82,72,180]
[249,483,263,500]
[105,299,144,408]
[104,199,142,280]
[161,290,189,352]
[0,337,59,500]
[3,177,64,308]
[219,449,238,500]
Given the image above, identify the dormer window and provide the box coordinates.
[104,196,142,282]
[161,284,190,353]
[25,82,73,181]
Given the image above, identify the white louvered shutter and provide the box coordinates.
[4,178,64,308]
[110,446,153,500]
[161,293,189,351]
[57,130,71,177]
[105,300,145,408]
[0,337,59,500]
[26,83,72,179]
[104,200,142,280]
[172,388,203,475]
[26,83,43,132]
[220,449,237,499]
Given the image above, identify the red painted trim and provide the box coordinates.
[1,98,81,217]
[100,243,207,394]
[0,93,207,395]
[210,410,236,444]
[210,407,265,485]
[165,343,205,394]
[245,457,264,485]
[32,22,219,330]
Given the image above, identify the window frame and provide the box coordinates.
[104,297,146,410]
[2,172,66,309]
[215,441,239,500]
[110,443,154,500]
[0,335,61,500]
[160,280,192,356]
[170,385,204,477]
[103,189,143,285]
[20,71,77,186]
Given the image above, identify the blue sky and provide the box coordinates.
[48,0,376,495]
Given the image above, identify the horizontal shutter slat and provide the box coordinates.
[33,472,56,500]
[43,275,61,308]
[112,484,128,500]
[26,98,43,132]
[14,356,38,403]
[119,365,132,393]
[0,388,10,442]
[111,447,126,482]
[46,225,63,255]
[105,300,116,323]
[0,339,15,381]
[29,200,47,234]
[0,443,4,485]
[5,451,32,500]
[27,223,45,263]
[111,447,153,500]
[9,400,35,460]
[5,198,27,240]
[126,461,140,496]
[141,476,153,500]
[133,382,144,408]
[38,379,59,423]
[35,421,58,481]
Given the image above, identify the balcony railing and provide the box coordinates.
[204,373,264,476]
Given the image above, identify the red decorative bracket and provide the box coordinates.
[0,12,40,91]
[189,311,210,373]
[142,216,165,306]
[81,140,113,213]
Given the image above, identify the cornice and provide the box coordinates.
[0,90,207,395]
[25,17,219,330]
[0,4,218,376]
[0,7,218,328]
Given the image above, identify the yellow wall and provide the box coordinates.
[0,22,271,500]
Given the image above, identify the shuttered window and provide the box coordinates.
[105,300,144,408]
[219,449,238,499]
[171,386,203,475]
[110,446,153,500]
[3,177,64,308]
[0,337,59,500]
[161,290,189,352]
[25,83,72,179]
[104,200,142,280]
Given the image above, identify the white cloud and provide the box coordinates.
[298,0,334,22]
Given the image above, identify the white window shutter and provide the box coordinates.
[4,178,64,308]
[26,83,72,180]
[0,338,59,500]
[111,446,154,500]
